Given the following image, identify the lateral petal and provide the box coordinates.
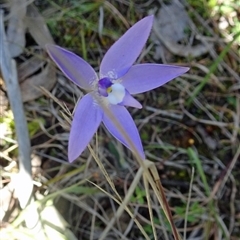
[46,44,97,90]
[118,90,142,109]
[100,15,154,80]
[102,105,145,159]
[68,93,103,162]
[121,64,190,94]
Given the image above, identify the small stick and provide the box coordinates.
[0,9,32,209]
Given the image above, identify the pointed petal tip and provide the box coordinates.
[45,44,97,89]
[121,64,190,95]
[145,14,154,22]
[68,94,103,164]
[68,154,76,163]
[120,90,142,109]
[133,101,142,109]
[100,15,154,79]
[68,150,79,163]
[68,143,82,162]
[181,66,190,73]
[138,15,154,30]
[45,43,51,49]
[45,45,53,56]
[103,105,145,160]
[45,43,53,49]
[45,44,59,54]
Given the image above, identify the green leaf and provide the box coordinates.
[27,118,45,137]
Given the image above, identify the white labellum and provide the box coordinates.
[107,83,125,105]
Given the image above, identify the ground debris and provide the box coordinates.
[20,63,56,102]
[6,0,27,57]
[151,0,212,60]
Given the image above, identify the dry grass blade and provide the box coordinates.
[39,86,71,116]
[144,160,182,240]
[218,145,240,196]
[86,149,150,240]
[143,174,157,240]
[99,168,149,240]
[88,145,122,202]
[183,167,195,240]
[103,1,130,29]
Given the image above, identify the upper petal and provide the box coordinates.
[68,93,103,162]
[121,64,190,94]
[102,105,145,159]
[46,44,97,90]
[100,15,154,80]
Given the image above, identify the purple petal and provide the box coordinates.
[102,105,145,159]
[119,90,142,109]
[100,15,154,80]
[68,93,103,162]
[121,64,189,94]
[46,44,97,90]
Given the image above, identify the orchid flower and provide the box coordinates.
[46,15,189,162]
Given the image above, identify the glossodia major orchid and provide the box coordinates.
[46,15,189,163]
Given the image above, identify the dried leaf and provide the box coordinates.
[20,63,56,102]
[6,0,28,57]
[151,0,212,59]
[18,55,45,83]
[25,4,54,48]
[156,0,190,43]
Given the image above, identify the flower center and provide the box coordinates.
[98,78,112,97]
[98,77,125,105]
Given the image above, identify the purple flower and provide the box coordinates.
[46,15,189,162]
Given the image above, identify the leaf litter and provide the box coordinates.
[3,1,57,103]
[6,0,27,57]
[151,0,213,60]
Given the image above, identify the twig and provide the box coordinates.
[146,106,183,120]
[218,145,240,195]
[0,10,41,231]
[0,9,33,208]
